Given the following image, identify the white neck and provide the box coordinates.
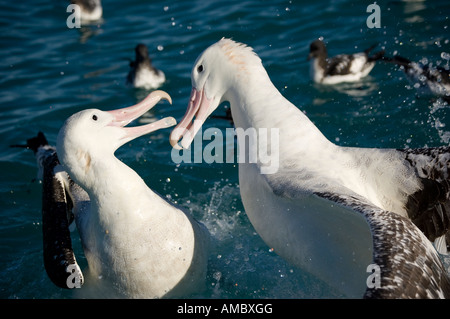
[81,156,162,230]
[68,151,207,297]
[309,58,324,83]
[226,65,334,172]
[224,62,420,215]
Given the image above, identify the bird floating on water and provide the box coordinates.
[127,44,166,90]
[308,38,385,84]
[70,0,103,22]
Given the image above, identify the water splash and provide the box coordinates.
[429,99,450,144]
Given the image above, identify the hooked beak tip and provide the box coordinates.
[165,117,177,126]
[169,127,185,150]
[170,138,183,150]
[107,90,173,127]
[151,89,172,105]
[161,91,172,105]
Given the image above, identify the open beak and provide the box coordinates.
[107,90,176,142]
[169,87,213,149]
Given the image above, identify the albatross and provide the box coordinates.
[169,38,450,298]
[53,90,209,298]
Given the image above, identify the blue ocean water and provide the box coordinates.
[1,0,449,299]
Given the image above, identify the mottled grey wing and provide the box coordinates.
[315,192,450,299]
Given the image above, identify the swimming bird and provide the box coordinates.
[55,90,210,298]
[127,44,166,90]
[70,0,103,22]
[170,38,450,298]
[308,38,385,84]
[383,55,450,103]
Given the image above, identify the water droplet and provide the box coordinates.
[213,271,221,281]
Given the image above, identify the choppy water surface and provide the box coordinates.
[1,0,450,299]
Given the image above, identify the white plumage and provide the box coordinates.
[56,90,210,298]
[70,0,102,22]
[170,38,450,298]
[127,44,166,90]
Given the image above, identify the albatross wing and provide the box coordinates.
[19,132,85,289]
[398,147,450,253]
[314,192,450,299]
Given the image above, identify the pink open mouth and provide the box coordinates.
[169,87,212,149]
[107,90,176,141]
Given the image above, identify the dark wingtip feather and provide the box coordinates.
[10,131,49,154]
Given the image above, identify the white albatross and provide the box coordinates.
[169,38,450,298]
[56,90,210,298]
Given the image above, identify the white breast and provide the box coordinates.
[134,68,165,90]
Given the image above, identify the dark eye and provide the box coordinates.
[92,115,98,121]
[197,64,204,73]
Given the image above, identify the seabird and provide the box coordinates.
[308,38,385,84]
[170,38,450,298]
[28,91,210,298]
[70,0,103,22]
[383,54,450,103]
[127,44,166,90]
